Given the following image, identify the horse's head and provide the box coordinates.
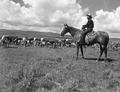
[61,24,70,36]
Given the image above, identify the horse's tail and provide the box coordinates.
[104,32,109,46]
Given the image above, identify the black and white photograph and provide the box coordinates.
[0,0,120,92]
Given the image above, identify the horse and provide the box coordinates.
[61,24,109,61]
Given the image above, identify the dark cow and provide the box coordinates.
[0,35,18,47]
[27,37,34,46]
[20,37,28,47]
[64,38,73,47]
[42,38,60,48]
[15,37,23,46]
[33,37,41,47]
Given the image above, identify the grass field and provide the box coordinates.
[0,46,120,92]
[0,29,120,92]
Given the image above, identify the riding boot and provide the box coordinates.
[81,37,90,46]
[81,34,87,45]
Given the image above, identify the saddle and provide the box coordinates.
[85,31,96,44]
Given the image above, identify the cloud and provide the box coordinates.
[10,0,31,7]
[22,0,88,27]
[94,7,120,34]
[0,0,88,31]
[0,0,120,38]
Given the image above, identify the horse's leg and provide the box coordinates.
[76,45,79,60]
[97,44,104,61]
[80,45,84,58]
[104,46,108,61]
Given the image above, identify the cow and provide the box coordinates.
[0,35,18,47]
[39,37,46,47]
[14,37,23,46]
[26,37,34,46]
[45,38,60,48]
[32,37,41,47]
[20,37,28,47]
[64,38,73,47]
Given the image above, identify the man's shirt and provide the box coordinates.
[84,19,94,29]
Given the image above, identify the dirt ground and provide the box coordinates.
[0,46,120,92]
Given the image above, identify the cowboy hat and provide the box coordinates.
[86,14,92,18]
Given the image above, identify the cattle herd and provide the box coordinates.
[0,35,120,51]
[0,35,76,48]
[108,41,120,51]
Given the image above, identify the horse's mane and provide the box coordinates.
[68,26,82,33]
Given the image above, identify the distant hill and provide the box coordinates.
[0,29,71,39]
[0,29,120,41]
[109,38,120,41]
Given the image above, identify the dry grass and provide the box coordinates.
[0,46,120,92]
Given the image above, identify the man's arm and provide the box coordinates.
[82,21,89,29]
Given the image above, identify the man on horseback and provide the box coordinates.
[80,14,94,45]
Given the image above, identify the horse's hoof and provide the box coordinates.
[96,60,98,62]
[104,58,108,61]
[81,56,84,59]
[96,59,105,63]
[104,59,108,62]
[76,57,78,60]
[96,59,100,62]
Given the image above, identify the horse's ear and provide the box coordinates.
[64,24,68,28]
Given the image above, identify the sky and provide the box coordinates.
[0,0,120,38]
